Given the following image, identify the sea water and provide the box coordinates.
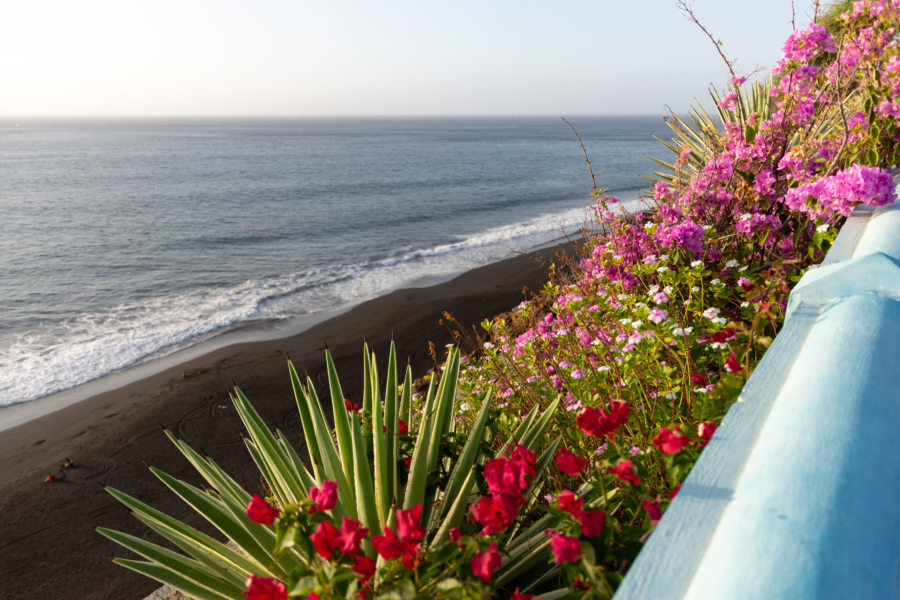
[0,116,671,407]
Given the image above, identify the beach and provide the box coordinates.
[0,243,570,600]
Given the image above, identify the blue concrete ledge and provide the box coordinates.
[613,198,900,600]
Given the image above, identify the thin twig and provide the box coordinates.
[675,0,738,84]
[561,117,599,191]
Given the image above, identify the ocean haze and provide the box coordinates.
[0,116,670,407]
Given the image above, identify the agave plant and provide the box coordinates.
[98,344,565,599]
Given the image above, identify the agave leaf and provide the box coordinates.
[105,486,269,576]
[400,364,413,428]
[350,411,381,536]
[430,469,478,547]
[112,559,232,600]
[326,350,355,487]
[369,349,391,526]
[98,528,244,596]
[384,342,400,506]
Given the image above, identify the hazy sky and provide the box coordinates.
[1,0,809,117]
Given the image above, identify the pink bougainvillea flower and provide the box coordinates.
[653,427,690,454]
[246,495,280,525]
[352,555,376,580]
[643,498,663,525]
[547,531,582,564]
[243,575,288,600]
[470,541,502,583]
[510,588,534,600]
[580,509,606,538]
[556,489,584,518]
[698,422,717,448]
[400,543,421,570]
[555,448,589,476]
[336,517,369,557]
[310,520,339,559]
[608,459,641,486]
[398,418,409,435]
[725,350,744,373]
[371,527,405,561]
[690,372,707,386]
[449,527,463,542]
[395,503,425,543]
[669,485,682,500]
[308,480,338,513]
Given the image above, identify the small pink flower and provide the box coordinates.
[547,531,582,563]
[510,588,534,600]
[643,498,663,525]
[580,509,606,538]
[608,459,641,486]
[653,427,689,454]
[352,555,376,580]
[372,527,405,561]
[698,422,717,448]
[556,489,584,518]
[246,495,280,525]
[471,542,502,583]
[555,449,589,476]
[335,517,369,557]
[308,480,338,513]
[725,351,744,373]
[243,575,287,600]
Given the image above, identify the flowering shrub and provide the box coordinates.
[100,2,899,598]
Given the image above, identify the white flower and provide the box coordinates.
[738,265,748,272]
[657,266,669,273]
[725,259,739,268]
[739,213,753,221]
[619,318,631,325]
[691,260,703,268]
[631,320,643,329]
[741,301,750,308]
[691,285,700,292]
[597,365,612,372]
[672,326,693,336]
[648,285,660,294]
[664,392,676,400]
[659,254,669,261]
[483,342,495,349]
[702,307,721,319]
[664,286,674,294]
[702,224,713,230]
[644,222,654,230]
[460,403,470,411]
[712,317,727,324]
[635,301,647,308]
[816,224,829,233]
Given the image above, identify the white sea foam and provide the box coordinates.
[0,200,644,408]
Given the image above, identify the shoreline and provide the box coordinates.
[0,241,574,600]
[0,236,575,433]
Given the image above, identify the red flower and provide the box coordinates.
[400,543,421,570]
[608,399,630,427]
[400,456,412,468]
[246,495,280,525]
[556,489,584,518]
[511,588,534,600]
[471,494,518,534]
[395,503,425,543]
[470,542,502,583]
[310,521,339,559]
[608,459,641,486]
[669,485,682,499]
[243,575,287,600]
[308,480,338,513]
[697,422,717,448]
[336,517,369,557]
[352,555,376,580]
[690,372,707,386]
[576,406,610,437]
[547,531,581,563]
[372,527,406,560]
[580,509,606,537]
[653,427,689,454]
[344,399,361,412]
[643,497,662,525]
[724,350,744,373]
[449,527,462,542]
[398,418,409,435]
[555,449,589,476]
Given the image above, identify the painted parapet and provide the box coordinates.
[614,198,900,600]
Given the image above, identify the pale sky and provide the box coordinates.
[0,0,808,117]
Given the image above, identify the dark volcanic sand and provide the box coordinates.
[0,243,572,600]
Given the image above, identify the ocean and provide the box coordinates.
[0,116,670,410]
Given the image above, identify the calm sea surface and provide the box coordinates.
[0,116,670,407]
